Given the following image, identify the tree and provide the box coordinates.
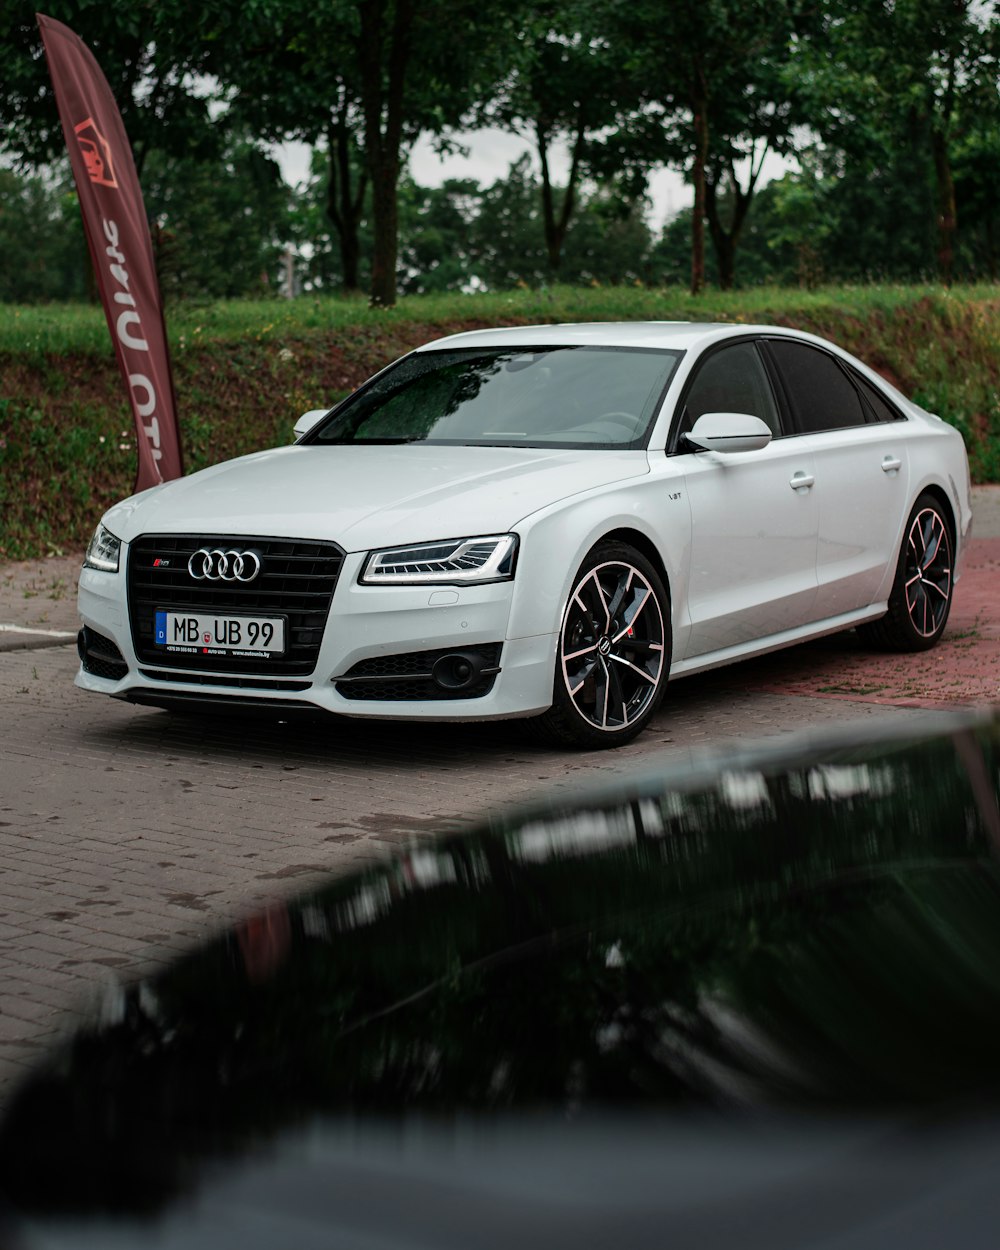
[792,0,1000,285]
[397,176,481,293]
[0,0,222,176]
[954,111,1000,281]
[435,156,652,290]
[217,3,371,292]
[354,0,522,305]
[142,138,293,300]
[483,0,639,274]
[701,50,799,291]
[215,0,520,307]
[610,0,806,294]
[356,0,411,305]
[283,149,373,294]
[0,165,89,301]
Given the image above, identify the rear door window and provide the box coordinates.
[765,340,868,434]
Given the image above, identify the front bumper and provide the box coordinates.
[76,551,557,722]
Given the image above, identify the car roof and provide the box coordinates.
[414,321,802,353]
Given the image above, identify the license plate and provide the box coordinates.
[154,610,285,657]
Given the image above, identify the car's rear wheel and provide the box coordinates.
[529,542,671,748]
[858,493,955,651]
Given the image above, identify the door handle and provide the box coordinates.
[881,456,902,474]
[790,472,815,491]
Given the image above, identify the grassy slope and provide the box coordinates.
[1,284,998,559]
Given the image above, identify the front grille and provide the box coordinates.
[78,627,128,681]
[335,644,502,702]
[128,535,344,677]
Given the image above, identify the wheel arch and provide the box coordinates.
[915,483,957,548]
[860,480,957,651]
[530,528,673,747]
[591,527,673,610]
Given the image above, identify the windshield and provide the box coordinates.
[308,346,683,449]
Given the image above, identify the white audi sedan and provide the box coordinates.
[77,322,972,747]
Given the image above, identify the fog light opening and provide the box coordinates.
[431,651,484,691]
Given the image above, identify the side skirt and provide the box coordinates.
[669,604,888,681]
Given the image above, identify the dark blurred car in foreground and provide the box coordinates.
[2,710,1000,1248]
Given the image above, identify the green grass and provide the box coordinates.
[1,284,998,560]
[3,282,999,354]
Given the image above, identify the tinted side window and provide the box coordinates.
[674,342,780,447]
[852,371,904,423]
[766,340,867,434]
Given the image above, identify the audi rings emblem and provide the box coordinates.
[187,548,262,582]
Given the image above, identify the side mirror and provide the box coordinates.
[292,408,329,440]
[684,412,772,454]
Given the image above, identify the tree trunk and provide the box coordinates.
[358,0,413,308]
[710,226,735,290]
[930,125,957,287]
[368,150,399,306]
[928,44,958,288]
[536,117,585,274]
[704,157,759,291]
[690,67,709,297]
[325,114,367,293]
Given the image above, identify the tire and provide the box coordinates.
[858,492,955,652]
[528,541,671,749]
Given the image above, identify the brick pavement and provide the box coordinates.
[1,485,997,1104]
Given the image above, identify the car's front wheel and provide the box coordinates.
[858,493,955,651]
[530,541,671,748]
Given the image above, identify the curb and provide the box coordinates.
[0,624,77,654]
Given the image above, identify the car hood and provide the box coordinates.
[103,444,649,550]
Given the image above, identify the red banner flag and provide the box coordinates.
[37,13,183,491]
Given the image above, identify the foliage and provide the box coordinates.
[399,157,654,292]
[953,108,1000,282]
[277,158,653,295]
[210,0,371,292]
[207,0,525,305]
[1,0,999,301]
[396,176,482,294]
[790,0,1000,285]
[609,0,811,291]
[142,138,294,300]
[482,0,639,273]
[0,0,223,175]
[0,166,89,302]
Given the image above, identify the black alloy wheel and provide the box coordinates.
[859,493,955,652]
[531,541,670,748]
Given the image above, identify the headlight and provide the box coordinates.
[361,534,518,585]
[84,523,121,573]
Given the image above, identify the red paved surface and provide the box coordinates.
[732,537,1000,709]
